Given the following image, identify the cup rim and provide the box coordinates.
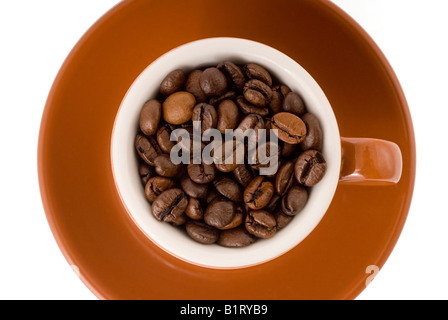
[111,37,341,269]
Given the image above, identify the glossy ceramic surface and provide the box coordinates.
[38,0,415,299]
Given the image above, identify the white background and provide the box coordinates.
[0,0,447,300]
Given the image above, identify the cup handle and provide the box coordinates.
[340,137,402,185]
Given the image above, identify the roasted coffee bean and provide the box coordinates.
[269,85,291,114]
[209,91,237,106]
[163,91,196,125]
[264,194,281,212]
[213,176,244,203]
[187,161,216,184]
[205,187,221,204]
[139,162,154,185]
[136,61,329,248]
[156,124,177,154]
[145,176,176,202]
[152,188,188,222]
[275,161,295,195]
[243,79,272,107]
[220,207,244,230]
[283,92,305,116]
[186,220,219,244]
[281,185,308,216]
[185,70,207,103]
[249,141,280,170]
[185,197,203,220]
[233,164,254,187]
[213,140,243,173]
[199,67,227,97]
[237,114,265,141]
[264,156,282,180]
[204,199,237,229]
[192,103,218,134]
[217,99,239,134]
[180,176,209,198]
[135,134,162,166]
[171,126,205,155]
[273,209,293,230]
[245,210,277,239]
[217,226,256,247]
[243,63,273,86]
[139,99,162,136]
[300,113,323,151]
[170,213,187,226]
[217,61,246,91]
[244,176,274,210]
[281,141,297,157]
[160,69,186,96]
[153,154,182,177]
[235,95,269,116]
[271,112,307,144]
[294,149,327,186]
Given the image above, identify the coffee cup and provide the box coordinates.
[111,37,402,268]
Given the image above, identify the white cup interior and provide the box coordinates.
[111,37,341,269]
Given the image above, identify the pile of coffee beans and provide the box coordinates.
[135,61,327,247]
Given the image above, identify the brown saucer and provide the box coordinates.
[38,0,415,299]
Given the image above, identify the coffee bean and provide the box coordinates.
[273,209,293,230]
[235,95,269,116]
[217,61,246,92]
[160,69,186,96]
[233,164,254,187]
[205,187,221,204]
[249,141,280,170]
[145,176,176,202]
[271,112,307,144]
[139,162,154,185]
[180,176,209,198]
[186,220,219,244]
[213,139,243,173]
[281,185,308,216]
[300,113,323,151]
[283,92,305,116]
[237,114,265,142]
[244,176,274,210]
[217,226,256,247]
[294,149,327,186]
[139,99,162,136]
[156,124,177,154]
[264,194,281,212]
[152,188,188,222]
[213,176,244,203]
[187,161,216,184]
[245,210,277,239]
[199,67,227,97]
[170,213,187,226]
[275,161,295,195]
[243,63,273,86]
[136,61,328,248]
[220,207,244,230]
[209,91,237,106]
[269,85,291,114]
[192,103,218,134]
[163,91,196,125]
[217,99,239,134]
[185,197,203,220]
[281,141,297,157]
[135,134,162,166]
[153,154,182,177]
[243,79,272,107]
[204,199,236,229]
[185,70,207,103]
